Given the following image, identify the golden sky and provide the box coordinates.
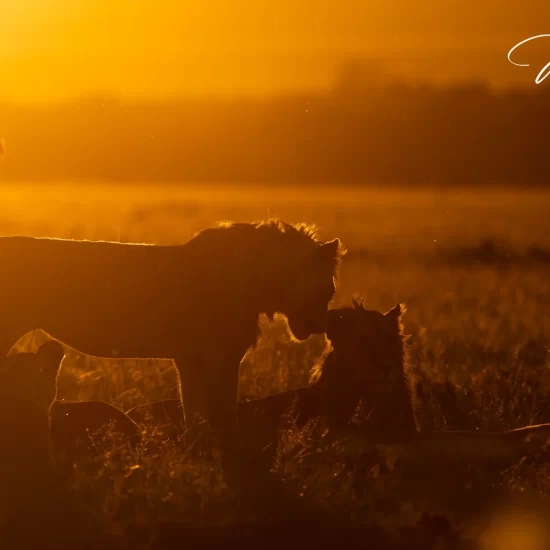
[1,0,549,100]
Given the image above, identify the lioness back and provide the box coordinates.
[0,237,187,359]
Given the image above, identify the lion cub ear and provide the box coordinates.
[385,303,405,323]
[36,340,65,378]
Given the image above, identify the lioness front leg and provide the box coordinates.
[205,359,240,448]
[175,355,208,429]
[176,348,242,453]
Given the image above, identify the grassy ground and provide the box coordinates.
[4,183,550,548]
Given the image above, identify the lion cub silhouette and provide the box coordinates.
[0,341,65,516]
[0,340,65,411]
[0,340,138,474]
[238,300,417,456]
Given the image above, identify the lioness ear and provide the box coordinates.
[36,340,65,378]
[315,238,341,262]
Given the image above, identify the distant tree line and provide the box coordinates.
[0,65,549,186]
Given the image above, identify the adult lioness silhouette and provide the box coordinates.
[0,219,343,439]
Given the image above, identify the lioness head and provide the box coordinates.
[325,300,406,388]
[0,340,65,411]
[282,238,343,341]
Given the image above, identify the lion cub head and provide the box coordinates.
[325,299,407,389]
[322,299,416,441]
[0,340,65,411]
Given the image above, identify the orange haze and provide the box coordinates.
[1,0,550,100]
